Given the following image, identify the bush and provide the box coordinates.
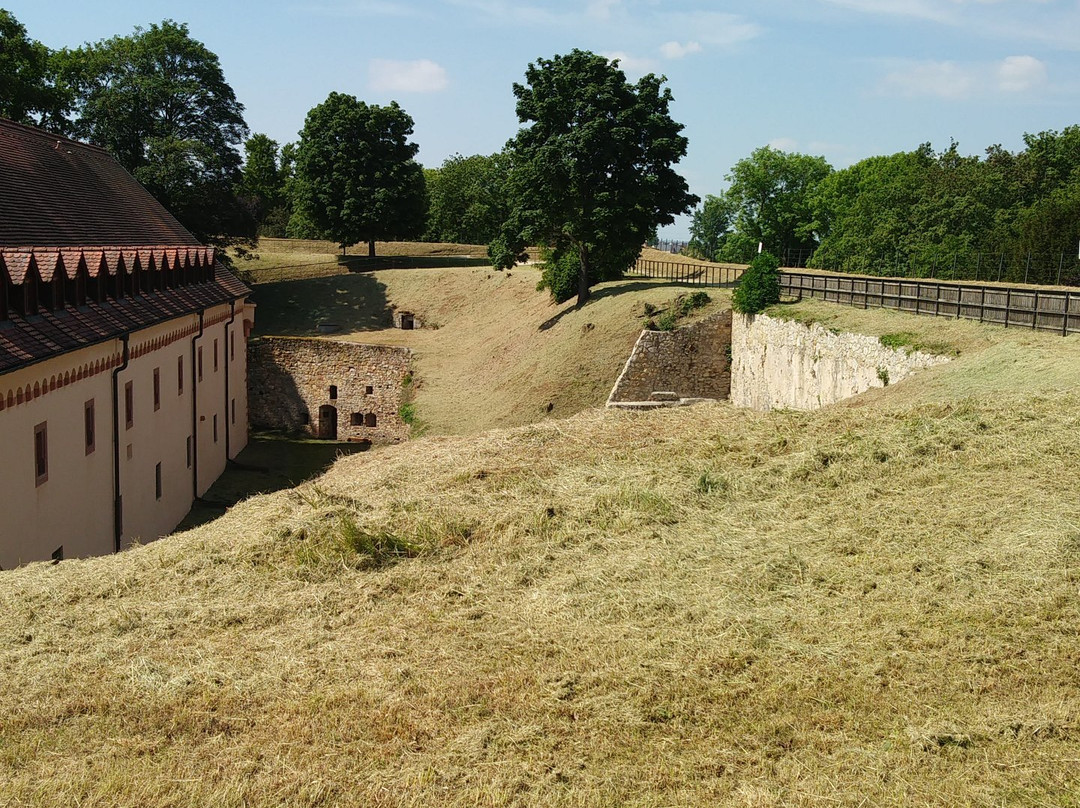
[731,251,781,314]
[678,290,711,316]
[656,311,678,331]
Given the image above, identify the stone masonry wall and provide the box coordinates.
[730,312,950,411]
[607,311,732,404]
[248,337,412,443]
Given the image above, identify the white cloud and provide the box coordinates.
[369,59,449,93]
[768,137,800,151]
[660,40,703,59]
[601,51,658,76]
[587,0,621,20]
[997,55,1047,92]
[879,60,975,99]
[877,56,1050,99]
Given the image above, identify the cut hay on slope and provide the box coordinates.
[3,364,1080,804]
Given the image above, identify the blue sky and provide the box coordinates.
[8,0,1080,239]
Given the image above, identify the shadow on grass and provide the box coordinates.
[250,273,393,336]
[175,434,370,531]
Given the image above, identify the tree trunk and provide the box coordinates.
[368,238,376,258]
[576,244,591,307]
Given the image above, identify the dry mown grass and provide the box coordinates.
[4,339,1080,804]
[254,264,729,435]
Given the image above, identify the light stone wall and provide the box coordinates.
[607,311,732,405]
[248,337,411,443]
[730,312,950,411]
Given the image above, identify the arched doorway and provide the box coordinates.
[318,405,338,440]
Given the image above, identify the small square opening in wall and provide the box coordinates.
[364,413,377,428]
[350,412,363,426]
[365,385,374,395]
[329,385,338,400]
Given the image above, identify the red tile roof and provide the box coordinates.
[0,119,250,375]
[0,119,199,247]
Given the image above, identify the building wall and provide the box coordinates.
[607,312,732,404]
[248,337,412,443]
[0,341,118,567]
[0,299,253,568]
[729,311,950,411]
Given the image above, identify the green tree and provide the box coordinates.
[240,133,288,235]
[722,146,832,262]
[292,92,427,255]
[492,49,697,306]
[425,152,511,244]
[687,193,736,261]
[59,20,251,243]
[731,251,781,314]
[0,10,69,128]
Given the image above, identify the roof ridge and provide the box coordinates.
[0,118,113,160]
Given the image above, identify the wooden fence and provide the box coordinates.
[781,271,1080,336]
[632,258,743,286]
[630,257,1080,337]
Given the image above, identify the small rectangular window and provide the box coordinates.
[231,398,236,425]
[153,368,161,411]
[177,355,184,395]
[186,436,192,468]
[84,399,96,455]
[155,462,162,500]
[51,546,63,562]
[198,346,203,381]
[365,385,374,395]
[213,339,219,372]
[351,412,363,426]
[213,414,218,443]
[125,381,133,429]
[34,421,48,486]
[230,332,235,361]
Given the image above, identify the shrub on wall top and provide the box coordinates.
[731,251,781,314]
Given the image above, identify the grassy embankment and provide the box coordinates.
[3,250,1080,804]
[246,241,728,435]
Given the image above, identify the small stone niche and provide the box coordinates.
[394,311,418,330]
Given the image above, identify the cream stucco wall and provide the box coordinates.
[0,298,252,568]
[0,341,118,567]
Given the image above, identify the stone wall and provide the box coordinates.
[607,311,732,405]
[730,312,950,411]
[248,337,412,443]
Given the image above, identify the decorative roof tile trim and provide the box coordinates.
[0,246,216,284]
[0,313,237,415]
[0,265,248,375]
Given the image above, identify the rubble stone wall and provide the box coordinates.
[607,311,732,404]
[248,337,411,443]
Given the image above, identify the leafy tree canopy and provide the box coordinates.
[721,146,832,262]
[58,20,252,245]
[731,251,781,314]
[491,49,697,305]
[240,133,289,234]
[0,9,69,128]
[425,152,511,245]
[687,194,736,261]
[293,92,427,255]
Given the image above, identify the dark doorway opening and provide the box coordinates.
[318,405,338,440]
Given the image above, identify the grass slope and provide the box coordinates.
[253,264,727,435]
[3,324,1080,805]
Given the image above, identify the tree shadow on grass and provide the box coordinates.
[537,278,684,332]
[250,273,393,336]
